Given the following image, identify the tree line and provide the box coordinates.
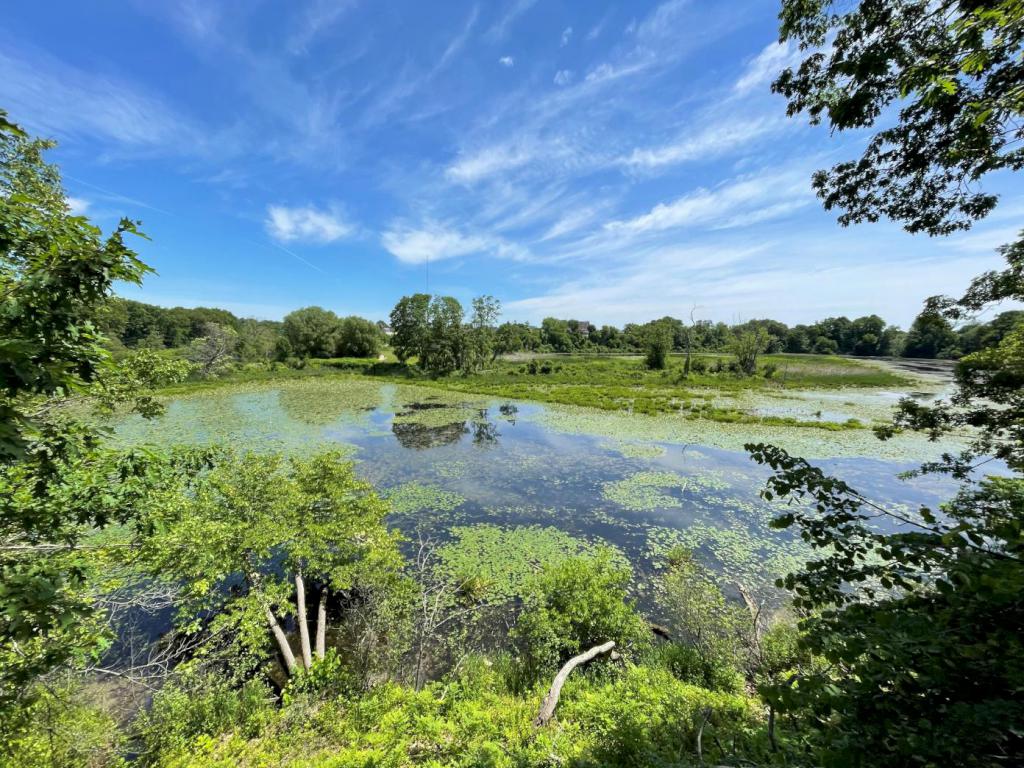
[102,295,1020,372]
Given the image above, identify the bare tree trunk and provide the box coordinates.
[696,706,712,764]
[295,570,313,670]
[315,588,328,660]
[264,605,298,675]
[534,641,615,726]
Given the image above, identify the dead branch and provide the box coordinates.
[534,641,616,726]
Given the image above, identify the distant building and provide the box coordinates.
[568,320,592,337]
[377,320,393,336]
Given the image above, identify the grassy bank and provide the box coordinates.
[152,353,917,429]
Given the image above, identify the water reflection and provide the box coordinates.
[392,419,468,450]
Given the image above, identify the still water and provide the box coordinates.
[112,379,958,602]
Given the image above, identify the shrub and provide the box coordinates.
[135,671,274,759]
[510,549,651,689]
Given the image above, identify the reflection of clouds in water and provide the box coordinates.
[110,379,954,599]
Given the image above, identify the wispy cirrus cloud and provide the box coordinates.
[734,40,803,95]
[381,221,530,264]
[0,47,204,153]
[287,0,359,54]
[621,115,789,170]
[606,168,812,234]
[484,0,539,42]
[66,197,91,215]
[265,204,354,244]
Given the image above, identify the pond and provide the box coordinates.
[110,378,961,604]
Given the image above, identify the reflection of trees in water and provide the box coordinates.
[471,419,500,446]
[391,420,468,450]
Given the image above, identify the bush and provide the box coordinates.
[1,682,127,768]
[510,549,651,689]
[135,671,274,759]
[335,316,385,358]
[649,642,744,693]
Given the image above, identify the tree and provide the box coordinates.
[903,310,959,358]
[642,319,674,370]
[774,0,1024,237]
[730,328,769,375]
[540,318,573,353]
[389,294,431,363]
[236,319,280,362]
[140,451,403,679]
[0,111,191,709]
[419,296,465,376]
[186,322,238,377]
[282,306,341,358]
[745,3,1024,764]
[335,316,384,358]
[658,548,749,690]
[464,295,501,373]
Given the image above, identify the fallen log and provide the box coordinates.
[534,640,616,726]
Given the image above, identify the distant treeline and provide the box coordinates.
[495,310,1023,360]
[100,297,1021,362]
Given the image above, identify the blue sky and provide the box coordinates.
[3,0,1020,328]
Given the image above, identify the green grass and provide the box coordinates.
[376,353,910,426]
[150,352,913,428]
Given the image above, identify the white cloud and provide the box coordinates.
[0,48,202,151]
[445,143,535,184]
[560,26,573,46]
[499,55,515,67]
[606,169,811,234]
[67,197,91,215]
[265,204,353,243]
[553,69,573,86]
[287,0,359,54]
[734,40,802,95]
[381,223,494,264]
[485,0,539,42]
[622,115,787,169]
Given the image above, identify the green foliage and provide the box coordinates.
[642,319,673,370]
[731,328,770,376]
[138,450,404,674]
[282,306,341,358]
[185,322,238,377]
[138,662,764,768]
[0,115,150,460]
[511,550,651,688]
[903,310,959,359]
[335,315,384,358]
[657,548,750,686]
[0,113,193,709]
[135,671,273,761]
[775,0,1024,236]
[748,445,1024,766]
[281,649,360,704]
[1,680,127,768]
[420,296,465,376]
[463,295,501,373]
[389,293,431,363]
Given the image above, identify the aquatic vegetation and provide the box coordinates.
[383,483,466,517]
[600,440,667,458]
[646,523,812,600]
[533,402,961,462]
[435,524,600,602]
[602,471,732,512]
